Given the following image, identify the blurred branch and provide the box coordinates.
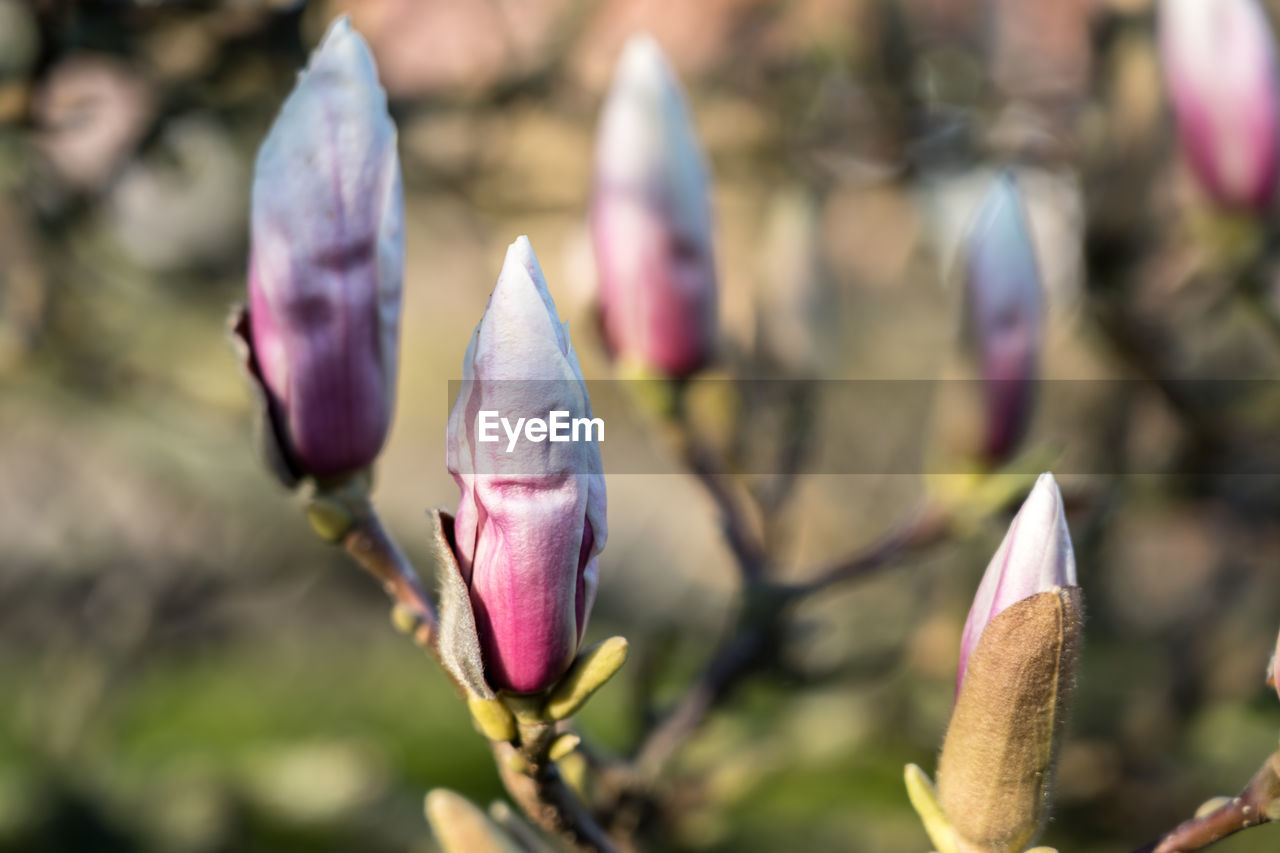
[1240,284,1280,346]
[1129,750,1280,853]
[786,501,951,595]
[624,502,948,788]
[1236,237,1280,349]
[751,380,820,552]
[495,734,621,853]
[671,400,770,583]
[629,606,777,784]
[617,378,954,811]
[340,506,438,650]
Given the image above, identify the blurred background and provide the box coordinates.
[4,0,1280,850]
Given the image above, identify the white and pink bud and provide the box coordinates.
[937,472,1083,853]
[245,17,403,480]
[1268,624,1280,703]
[956,472,1077,693]
[446,237,607,694]
[590,34,717,378]
[1159,0,1280,212]
[962,173,1043,466]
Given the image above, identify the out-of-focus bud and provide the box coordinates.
[32,54,153,196]
[446,237,607,694]
[937,472,1083,853]
[1158,0,1280,212]
[1267,624,1280,703]
[961,173,1043,466]
[425,789,523,853]
[242,16,403,482]
[590,34,717,378]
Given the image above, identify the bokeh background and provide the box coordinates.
[4,0,1280,850]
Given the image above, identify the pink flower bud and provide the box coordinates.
[938,478,1082,851]
[1159,0,1280,212]
[590,34,717,378]
[246,17,403,479]
[447,237,607,694]
[963,174,1042,465]
[1267,624,1280,703]
[956,472,1076,693]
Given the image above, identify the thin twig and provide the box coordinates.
[1130,750,1280,853]
[342,509,439,649]
[787,502,951,595]
[622,384,950,820]
[495,741,621,853]
[628,503,950,786]
[631,621,772,783]
[681,433,770,580]
[669,396,771,581]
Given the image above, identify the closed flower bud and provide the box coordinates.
[425,789,522,853]
[245,16,403,480]
[1267,624,1280,703]
[1158,0,1280,212]
[446,237,607,694]
[962,174,1043,466]
[590,34,717,378]
[938,472,1083,853]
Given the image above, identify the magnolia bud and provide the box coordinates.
[938,472,1083,853]
[1267,624,1280,703]
[424,789,522,853]
[590,34,717,378]
[446,237,607,694]
[962,173,1043,467]
[244,16,403,481]
[1158,0,1280,212]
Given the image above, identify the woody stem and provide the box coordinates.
[494,719,621,853]
[341,504,439,650]
[1130,750,1280,853]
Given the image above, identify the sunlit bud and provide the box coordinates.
[446,237,607,694]
[962,173,1043,466]
[957,472,1076,690]
[1267,624,1280,703]
[590,34,717,378]
[1159,0,1280,212]
[245,17,403,480]
[425,789,522,853]
[938,472,1083,853]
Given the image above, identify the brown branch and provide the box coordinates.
[1130,751,1280,853]
[342,509,439,649]
[678,429,770,581]
[626,503,950,789]
[621,384,952,820]
[494,738,621,853]
[788,502,951,595]
[631,620,772,783]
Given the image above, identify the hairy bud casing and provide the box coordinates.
[938,472,1082,852]
[937,587,1083,853]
